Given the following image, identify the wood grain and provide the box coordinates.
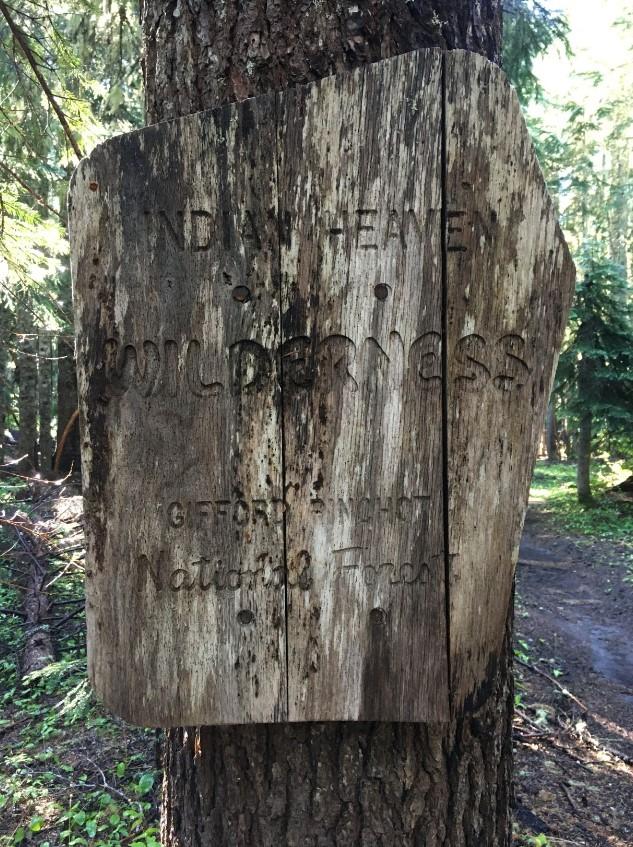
[70,49,574,726]
[278,51,448,721]
[70,97,287,725]
[444,51,575,709]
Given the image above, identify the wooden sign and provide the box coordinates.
[69,49,574,727]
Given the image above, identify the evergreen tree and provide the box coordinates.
[0,0,141,472]
[557,249,633,502]
[502,0,570,104]
[523,32,633,493]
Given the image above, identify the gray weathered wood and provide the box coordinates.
[278,51,448,721]
[444,51,575,709]
[70,97,287,725]
[70,48,574,727]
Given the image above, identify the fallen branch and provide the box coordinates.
[28,767,137,808]
[560,781,579,813]
[0,160,64,221]
[82,756,136,806]
[516,657,588,713]
[50,606,84,629]
[0,606,26,617]
[53,409,79,474]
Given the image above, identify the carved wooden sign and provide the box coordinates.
[69,50,574,726]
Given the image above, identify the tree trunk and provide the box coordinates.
[142,0,502,124]
[545,402,559,463]
[0,300,11,464]
[56,333,80,474]
[162,609,513,846]
[16,297,38,473]
[576,409,592,505]
[56,267,81,479]
[576,319,594,506]
[141,3,511,845]
[559,420,572,461]
[38,333,54,474]
[608,149,630,284]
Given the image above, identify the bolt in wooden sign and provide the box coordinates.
[69,49,574,727]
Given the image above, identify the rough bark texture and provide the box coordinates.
[141,2,517,844]
[161,607,513,847]
[142,0,502,125]
[162,626,513,847]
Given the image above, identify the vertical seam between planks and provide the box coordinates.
[274,90,290,721]
[440,50,453,715]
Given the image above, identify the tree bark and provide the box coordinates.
[38,333,54,474]
[142,0,502,124]
[576,318,594,505]
[545,402,559,463]
[162,608,513,846]
[0,300,11,464]
[576,408,592,505]
[16,297,38,473]
[141,3,512,845]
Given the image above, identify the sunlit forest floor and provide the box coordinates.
[514,472,633,847]
[0,484,159,847]
[0,461,632,847]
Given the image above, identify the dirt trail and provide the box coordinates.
[514,509,633,845]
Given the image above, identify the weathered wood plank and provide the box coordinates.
[70,98,287,725]
[70,48,574,726]
[444,51,575,708]
[278,51,449,721]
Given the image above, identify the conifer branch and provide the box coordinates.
[0,160,64,222]
[0,0,83,159]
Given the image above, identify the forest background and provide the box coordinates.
[0,1,632,846]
